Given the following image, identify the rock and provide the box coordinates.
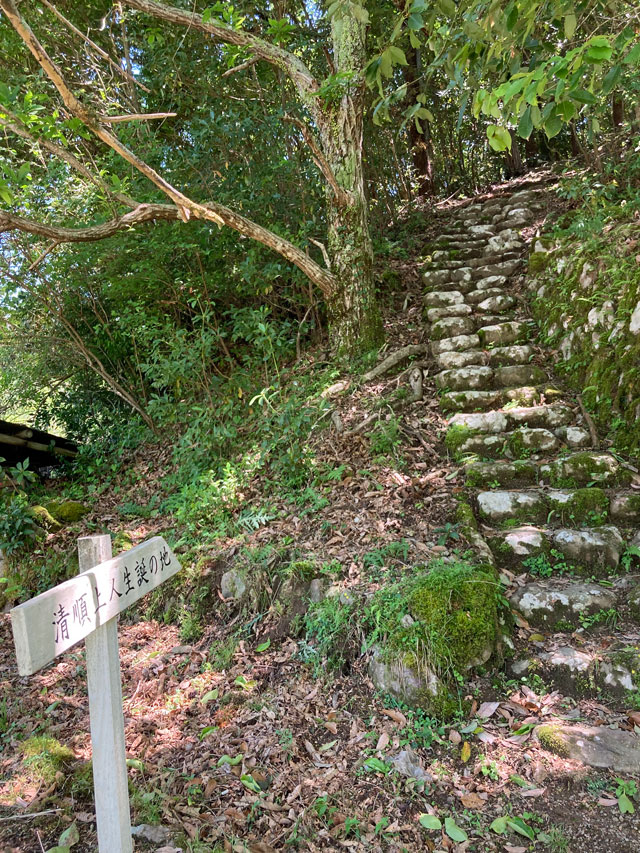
[579,262,596,289]
[390,748,433,781]
[435,366,493,391]
[600,654,635,693]
[551,526,624,571]
[468,224,496,238]
[431,316,476,340]
[430,334,480,356]
[29,505,62,532]
[475,274,508,291]
[536,724,640,774]
[507,428,559,457]
[610,493,640,523]
[308,578,329,603]
[478,321,528,346]
[630,302,640,335]
[449,410,507,433]
[466,287,506,305]
[465,460,537,489]
[510,581,617,628]
[435,349,483,370]
[368,647,439,705]
[628,584,640,621]
[545,452,627,487]
[477,294,516,313]
[554,426,591,448]
[221,569,246,601]
[477,490,546,523]
[45,499,88,524]
[424,290,465,308]
[426,304,472,322]
[321,379,351,398]
[538,646,593,694]
[131,825,170,844]
[494,365,545,387]
[507,403,573,429]
[502,526,547,558]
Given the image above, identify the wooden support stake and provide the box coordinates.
[78,535,133,853]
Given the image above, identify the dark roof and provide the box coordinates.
[0,420,77,468]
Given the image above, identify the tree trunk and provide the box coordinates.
[612,94,624,127]
[317,8,383,355]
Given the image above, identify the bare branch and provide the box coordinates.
[37,0,151,93]
[222,56,259,78]
[121,0,319,101]
[0,202,335,297]
[103,112,177,122]
[284,115,350,206]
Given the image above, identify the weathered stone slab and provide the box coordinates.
[536,724,640,774]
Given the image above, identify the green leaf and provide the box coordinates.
[409,30,422,49]
[419,814,442,830]
[557,100,577,122]
[618,793,635,814]
[437,0,456,16]
[586,37,612,62]
[518,107,533,139]
[564,14,577,39]
[200,725,218,740]
[602,65,622,95]
[364,756,391,774]
[506,4,518,31]
[490,816,509,834]
[126,758,145,771]
[388,46,408,66]
[380,49,393,78]
[623,42,640,64]
[407,13,423,31]
[351,4,369,24]
[58,823,79,848]
[241,773,263,793]
[569,88,597,104]
[256,639,271,652]
[201,689,219,704]
[444,817,468,842]
[543,113,562,139]
[507,817,535,840]
[486,124,512,152]
[217,753,243,766]
[44,847,70,853]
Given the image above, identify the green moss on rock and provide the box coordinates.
[29,505,62,532]
[407,562,500,672]
[536,724,570,757]
[45,500,88,524]
[21,736,75,785]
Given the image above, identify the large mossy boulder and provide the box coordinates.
[369,561,505,716]
[45,499,88,524]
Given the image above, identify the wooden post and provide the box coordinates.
[78,535,133,853]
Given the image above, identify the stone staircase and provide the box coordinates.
[421,183,640,704]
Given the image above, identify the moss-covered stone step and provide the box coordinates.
[464,286,507,305]
[449,402,574,435]
[493,524,626,573]
[431,333,480,356]
[426,304,473,323]
[477,487,618,526]
[424,289,466,308]
[512,644,639,700]
[435,344,534,371]
[450,426,560,459]
[509,579,618,629]
[436,364,545,393]
[440,385,545,413]
[465,452,631,489]
[422,253,521,275]
[430,316,476,340]
[477,320,530,346]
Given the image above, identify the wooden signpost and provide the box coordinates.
[10,534,181,853]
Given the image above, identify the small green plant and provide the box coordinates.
[614,778,637,814]
[433,522,461,547]
[621,546,640,572]
[209,636,237,670]
[0,494,38,554]
[369,415,403,459]
[479,755,499,781]
[578,607,618,630]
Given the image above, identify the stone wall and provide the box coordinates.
[527,222,640,455]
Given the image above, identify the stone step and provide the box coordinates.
[477,487,626,527]
[435,344,534,370]
[431,333,480,356]
[477,320,530,347]
[449,426,561,459]
[465,452,632,489]
[422,254,520,279]
[449,402,574,435]
[439,385,545,413]
[509,579,619,629]
[436,364,545,393]
[488,523,626,574]
[511,642,639,700]
[426,304,473,323]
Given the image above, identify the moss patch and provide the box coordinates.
[45,499,88,523]
[29,505,62,532]
[536,725,570,757]
[21,736,75,785]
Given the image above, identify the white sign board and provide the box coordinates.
[10,536,180,676]
[10,534,181,853]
